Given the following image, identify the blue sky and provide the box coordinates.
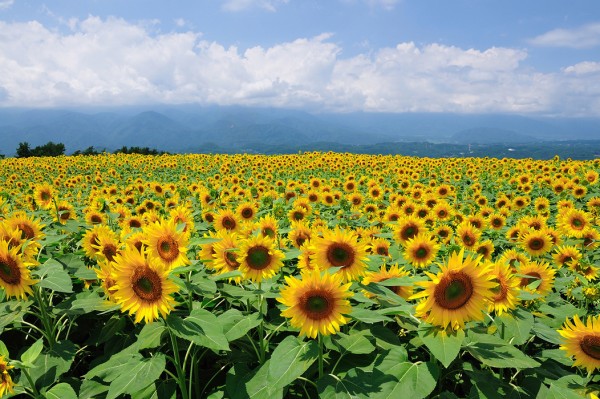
[0,0,599,116]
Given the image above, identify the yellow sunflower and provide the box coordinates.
[5,211,45,243]
[55,201,76,225]
[288,221,312,248]
[0,240,36,299]
[237,235,284,283]
[82,225,118,259]
[144,219,190,269]
[112,247,178,324]
[488,261,520,315]
[455,222,481,250]
[278,270,353,338]
[169,205,195,237]
[403,233,440,268]
[213,209,241,233]
[236,201,258,222]
[362,264,413,300]
[559,208,592,238]
[517,260,555,298]
[0,355,15,397]
[367,237,391,257]
[212,232,243,283]
[311,228,368,282]
[520,229,553,257]
[411,248,496,330]
[558,314,600,373]
[553,245,582,269]
[33,183,54,209]
[254,214,279,239]
[92,231,121,263]
[94,259,118,301]
[393,216,426,245]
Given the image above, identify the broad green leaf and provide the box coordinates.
[106,354,166,399]
[498,308,534,345]
[464,332,540,369]
[167,309,230,352]
[372,361,439,399]
[246,336,318,399]
[28,340,77,391]
[283,247,301,261]
[226,363,283,399]
[33,258,73,293]
[317,370,378,399]
[543,383,586,399]
[0,340,8,357]
[350,308,393,324]
[70,290,119,313]
[134,321,166,350]
[20,339,44,367]
[218,309,262,342]
[79,378,109,399]
[0,300,31,333]
[334,331,376,355]
[85,353,143,381]
[45,383,78,399]
[418,325,464,368]
[532,321,562,344]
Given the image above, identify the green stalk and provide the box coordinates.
[20,367,41,398]
[168,327,190,399]
[318,333,324,379]
[32,286,56,349]
[257,282,266,364]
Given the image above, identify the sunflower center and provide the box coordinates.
[103,244,118,262]
[491,278,508,302]
[222,216,237,230]
[41,191,50,201]
[326,243,355,267]
[434,272,473,310]
[17,223,35,240]
[402,226,416,241]
[300,291,334,320]
[580,335,600,360]
[415,247,428,259]
[0,257,21,285]
[224,251,240,269]
[376,246,389,256]
[132,268,163,302]
[572,218,583,228]
[462,234,474,246]
[158,237,179,262]
[529,239,544,250]
[90,215,102,224]
[241,208,253,219]
[263,227,275,238]
[520,272,541,288]
[246,246,271,270]
[130,219,142,228]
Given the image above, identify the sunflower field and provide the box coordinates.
[0,152,599,399]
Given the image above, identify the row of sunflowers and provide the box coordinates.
[0,152,599,398]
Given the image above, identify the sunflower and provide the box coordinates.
[169,205,195,237]
[455,222,481,250]
[212,232,243,283]
[517,260,555,298]
[85,209,106,226]
[213,209,241,232]
[475,240,495,261]
[520,230,553,257]
[55,201,76,225]
[111,247,178,324]
[558,314,600,373]
[94,259,118,301]
[255,215,278,239]
[236,201,258,222]
[432,202,453,222]
[0,355,14,397]
[82,225,118,259]
[498,249,530,270]
[144,219,190,269]
[394,216,426,245]
[297,242,318,273]
[553,245,582,269]
[367,237,391,257]
[5,212,45,243]
[311,228,368,282]
[33,183,54,209]
[278,270,353,338]
[403,233,440,268]
[434,224,453,244]
[288,221,312,248]
[288,206,308,223]
[559,208,592,238]
[362,264,413,300]
[0,240,36,299]
[237,235,284,283]
[411,248,495,330]
[488,261,520,315]
[92,231,121,263]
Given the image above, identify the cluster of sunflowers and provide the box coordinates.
[0,152,599,398]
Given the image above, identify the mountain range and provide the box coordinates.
[1,105,599,155]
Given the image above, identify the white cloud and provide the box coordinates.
[529,22,600,48]
[221,0,288,12]
[0,16,598,115]
[0,0,13,10]
[563,61,600,75]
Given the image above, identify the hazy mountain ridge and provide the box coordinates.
[1,106,599,155]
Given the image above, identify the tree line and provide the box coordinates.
[13,142,166,158]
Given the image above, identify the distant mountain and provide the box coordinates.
[449,127,537,144]
[0,105,599,155]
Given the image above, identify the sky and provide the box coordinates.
[0,0,599,116]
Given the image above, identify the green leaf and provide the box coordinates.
[246,336,318,399]
[532,321,562,344]
[464,332,540,369]
[334,331,376,355]
[45,383,78,399]
[283,247,301,261]
[350,308,393,324]
[418,325,464,368]
[134,321,166,350]
[20,339,44,367]
[218,309,262,342]
[106,354,166,399]
[498,308,534,345]
[85,353,143,382]
[167,309,230,352]
[33,258,73,293]
[0,300,31,333]
[70,290,119,313]
[372,361,439,399]
[0,340,8,357]
[28,340,77,391]
[543,383,587,399]
[317,371,376,399]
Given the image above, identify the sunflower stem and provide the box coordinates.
[32,286,56,349]
[257,281,266,364]
[167,326,190,399]
[20,367,41,398]
[318,333,324,379]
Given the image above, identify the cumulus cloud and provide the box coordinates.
[221,0,288,12]
[0,16,598,115]
[529,22,600,48]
